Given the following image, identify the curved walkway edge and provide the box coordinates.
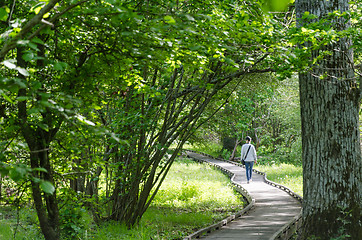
[183,150,303,240]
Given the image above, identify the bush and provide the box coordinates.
[59,192,93,240]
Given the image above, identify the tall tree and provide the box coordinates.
[295,0,362,238]
[102,0,281,227]
[0,1,95,239]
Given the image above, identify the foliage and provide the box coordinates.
[0,2,294,235]
[184,142,223,158]
[1,0,361,239]
[199,73,278,147]
[59,203,91,240]
[192,74,301,161]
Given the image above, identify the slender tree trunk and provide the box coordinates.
[296,0,362,239]
[0,176,2,202]
[17,46,60,240]
[230,139,242,160]
[27,137,60,240]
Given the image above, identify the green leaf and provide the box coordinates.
[54,62,68,71]
[7,84,19,93]
[40,100,53,108]
[40,181,55,194]
[185,14,195,21]
[32,81,42,90]
[13,78,27,88]
[38,123,49,131]
[76,114,96,126]
[262,0,293,12]
[16,96,30,101]
[9,166,27,182]
[17,40,30,45]
[0,90,14,104]
[32,168,48,173]
[0,7,9,21]
[31,37,45,45]
[27,107,41,115]
[164,16,176,24]
[28,42,39,51]
[23,52,35,61]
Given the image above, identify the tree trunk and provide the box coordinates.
[296,0,362,239]
[17,46,61,240]
[230,139,242,161]
[0,176,2,202]
[27,136,60,240]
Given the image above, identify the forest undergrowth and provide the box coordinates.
[0,142,303,240]
[0,157,245,240]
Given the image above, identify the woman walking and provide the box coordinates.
[241,136,257,184]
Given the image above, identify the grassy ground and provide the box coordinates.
[254,163,303,197]
[91,157,245,240]
[183,142,224,158]
[0,157,245,240]
[0,205,41,240]
[0,145,303,240]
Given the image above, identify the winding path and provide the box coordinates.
[185,151,302,240]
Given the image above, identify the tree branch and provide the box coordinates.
[27,0,90,41]
[0,0,90,62]
[0,0,62,61]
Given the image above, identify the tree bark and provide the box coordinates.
[29,149,60,240]
[296,0,362,239]
[230,139,242,161]
[17,46,60,240]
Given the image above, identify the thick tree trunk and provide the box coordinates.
[296,0,362,239]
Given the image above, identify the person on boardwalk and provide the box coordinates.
[241,136,257,184]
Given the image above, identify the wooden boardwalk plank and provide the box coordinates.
[185,151,302,240]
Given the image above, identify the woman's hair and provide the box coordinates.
[246,136,251,141]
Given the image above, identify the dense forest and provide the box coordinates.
[0,0,361,239]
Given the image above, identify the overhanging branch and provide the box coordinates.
[0,0,90,62]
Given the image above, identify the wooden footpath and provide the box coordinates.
[184,151,302,240]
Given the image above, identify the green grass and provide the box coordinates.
[91,157,245,240]
[183,142,223,158]
[0,222,13,240]
[0,206,43,240]
[152,158,243,210]
[255,163,303,196]
[1,157,245,240]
